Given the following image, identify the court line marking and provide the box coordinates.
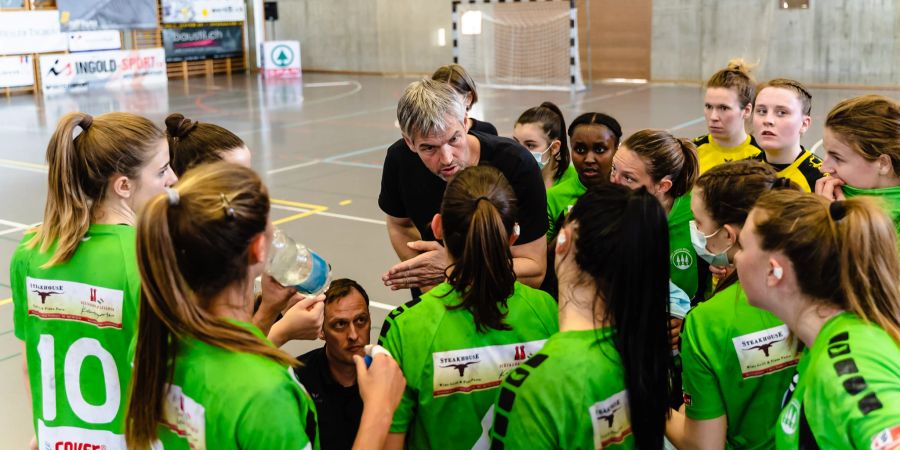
[0,298,10,306]
[369,301,395,312]
[339,200,352,206]
[0,222,41,237]
[0,219,30,228]
[267,159,323,175]
[0,352,21,362]
[270,199,329,226]
[266,142,392,175]
[669,116,706,131]
[271,203,386,225]
[0,158,47,173]
[325,160,382,169]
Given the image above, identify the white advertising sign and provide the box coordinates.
[261,41,301,79]
[0,55,34,88]
[0,11,67,55]
[39,48,168,95]
[68,30,122,52]
[162,0,247,23]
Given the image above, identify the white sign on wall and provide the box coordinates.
[0,11,67,55]
[261,41,301,79]
[39,48,168,95]
[69,30,122,52]
[0,55,35,88]
[162,0,247,23]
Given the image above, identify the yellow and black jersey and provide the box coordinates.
[752,149,824,192]
[693,134,763,174]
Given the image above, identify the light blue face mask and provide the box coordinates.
[689,220,732,267]
[531,144,552,169]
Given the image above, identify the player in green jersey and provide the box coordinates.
[751,79,823,193]
[666,160,801,450]
[10,112,176,450]
[125,162,406,450]
[737,190,900,449]
[610,129,700,340]
[165,113,252,176]
[815,95,900,235]
[694,59,762,175]
[491,183,673,449]
[379,165,558,449]
[513,101,575,190]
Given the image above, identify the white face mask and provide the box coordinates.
[531,144,552,169]
[689,220,733,267]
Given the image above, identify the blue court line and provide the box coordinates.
[0,352,20,362]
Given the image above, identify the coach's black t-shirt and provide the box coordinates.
[295,347,362,450]
[378,130,548,244]
[469,118,498,136]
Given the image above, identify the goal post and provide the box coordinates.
[452,0,586,92]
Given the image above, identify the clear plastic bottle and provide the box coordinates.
[266,228,332,295]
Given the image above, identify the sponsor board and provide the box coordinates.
[162,25,243,63]
[58,0,158,31]
[162,0,247,24]
[261,40,301,79]
[732,324,799,378]
[68,30,122,52]
[0,10,67,55]
[26,277,125,328]
[432,340,546,397]
[39,48,167,95]
[590,390,633,449]
[0,55,34,88]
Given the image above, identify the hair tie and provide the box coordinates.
[772,177,791,189]
[220,193,235,220]
[829,201,847,221]
[165,188,180,206]
[80,114,93,130]
[475,196,491,205]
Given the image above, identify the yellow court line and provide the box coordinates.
[0,298,11,307]
[339,199,353,206]
[270,198,329,226]
[0,158,48,172]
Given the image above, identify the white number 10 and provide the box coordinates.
[36,334,121,424]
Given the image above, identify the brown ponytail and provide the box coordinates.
[753,191,900,344]
[440,166,517,332]
[28,112,164,268]
[706,58,756,108]
[165,113,245,176]
[623,129,699,199]
[126,162,296,449]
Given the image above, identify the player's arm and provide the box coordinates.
[385,214,422,262]
[665,406,727,450]
[382,432,405,450]
[511,236,547,288]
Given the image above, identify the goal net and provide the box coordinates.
[452,0,586,91]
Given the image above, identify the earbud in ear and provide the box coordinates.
[513,223,520,236]
[773,266,783,280]
[557,233,566,246]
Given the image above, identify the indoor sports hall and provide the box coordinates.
[1,1,899,449]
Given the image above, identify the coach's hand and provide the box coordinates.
[382,241,447,290]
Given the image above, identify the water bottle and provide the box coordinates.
[266,228,332,295]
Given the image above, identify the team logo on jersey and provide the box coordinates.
[682,392,693,406]
[732,324,799,378]
[781,398,800,435]
[671,248,693,270]
[589,390,632,448]
[26,277,125,328]
[432,340,547,397]
[872,425,900,450]
[161,385,207,450]
[37,419,126,450]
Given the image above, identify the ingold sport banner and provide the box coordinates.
[57,0,158,31]
[162,25,243,63]
[162,0,247,24]
[39,48,167,95]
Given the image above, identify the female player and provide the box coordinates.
[10,112,176,448]
[513,101,576,189]
[736,190,900,448]
[666,160,800,449]
[491,184,673,449]
[432,64,498,135]
[165,113,251,176]
[379,166,558,449]
[126,162,406,449]
[693,59,762,174]
[815,94,900,233]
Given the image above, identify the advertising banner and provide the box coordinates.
[261,41,301,79]
[162,25,243,62]
[39,48,167,95]
[0,56,34,88]
[0,11,67,55]
[57,0,158,31]
[162,0,247,24]
[68,30,122,52]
